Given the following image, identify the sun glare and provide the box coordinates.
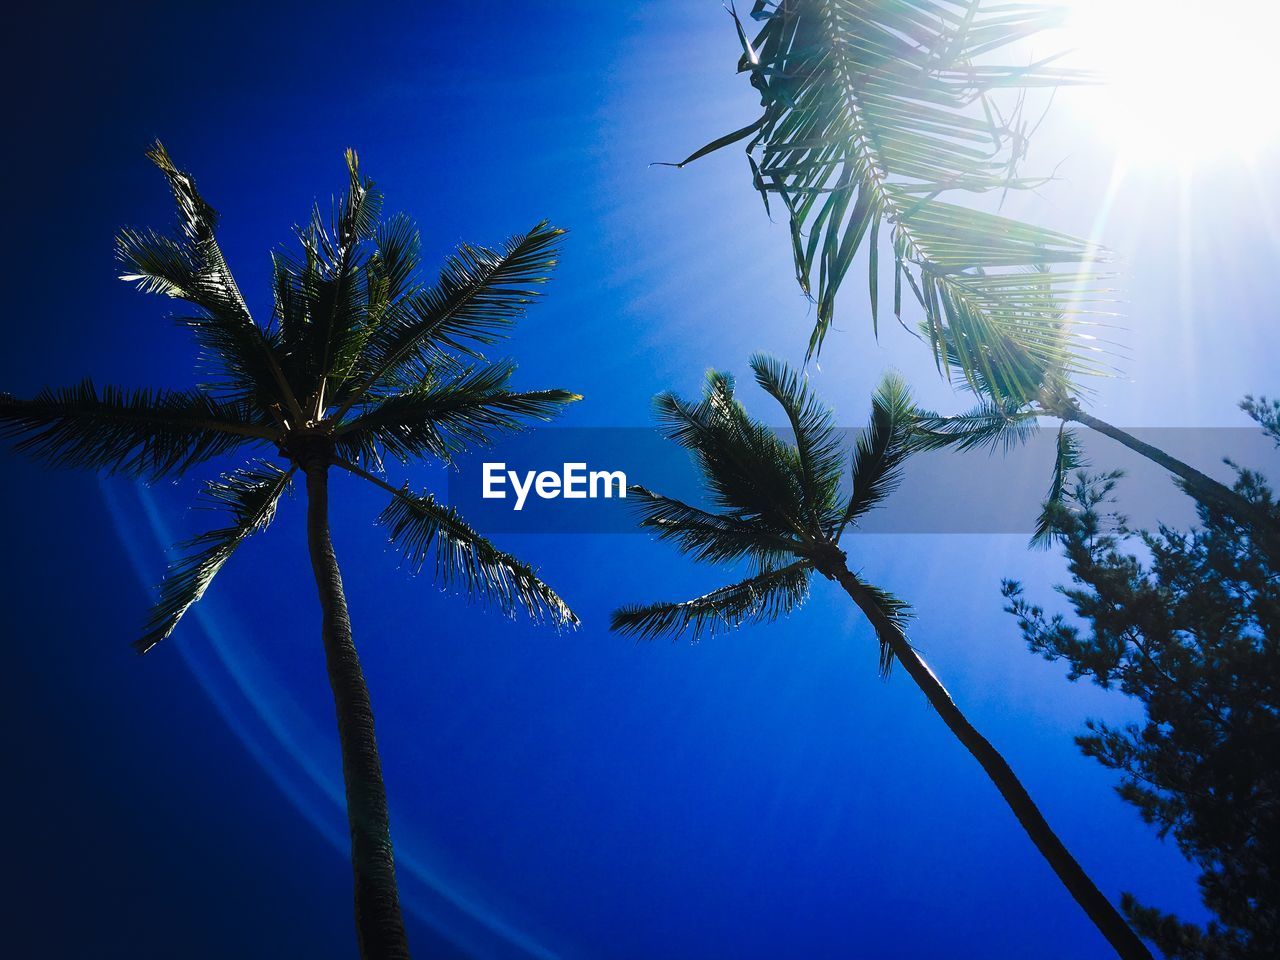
[1063,0,1280,164]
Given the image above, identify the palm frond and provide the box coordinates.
[119,143,293,407]
[291,149,385,409]
[377,486,577,627]
[1031,423,1084,548]
[749,353,845,514]
[268,170,423,412]
[841,568,915,676]
[903,217,1108,396]
[0,381,272,480]
[349,221,565,404]
[628,484,802,566]
[610,560,812,642]
[336,361,579,464]
[368,212,422,307]
[839,372,915,532]
[654,372,809,535]
[910,397,1037,453]
[670,1,1107,400]
[137,461,293,653]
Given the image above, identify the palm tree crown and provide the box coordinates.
[612,354,912,670]
[2,142,580,648]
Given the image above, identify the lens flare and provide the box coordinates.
[100,478,562,960]
[1063,0,1280,163]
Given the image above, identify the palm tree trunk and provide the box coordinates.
[1064,407,1278,552]
[304,462,412,960]
[830,562,1152,960]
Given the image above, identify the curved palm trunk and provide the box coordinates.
[305,462,412,960]
[831,563,1152,960]
[1064,408,1279,555]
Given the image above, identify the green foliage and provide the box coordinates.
[377,487,577,628]
[335,360,577,468]
[1030,423,1084,549]
[837,567,915,677]
[0,381,269,480]
[345,220,567,408]
[842,372,915,529]
[625,485,798,566]
[909,397,1037,454]
[119,143,290,405]
[1240,395,1280,446]
[612,355,914,671]
[751,353,846,513]
[671,0,1107,400]
[611,561,812,641]
[1002,460,1280,959]
[138,462,294,653]
[3,143,579,648]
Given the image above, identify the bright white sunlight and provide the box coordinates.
[1065,0,1280,162]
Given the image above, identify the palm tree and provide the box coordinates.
[662,0,1106,401]
[0,144,580,960]
[611,355,1152,960]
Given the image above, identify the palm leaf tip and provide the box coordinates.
[840,372,916,531]
[136,461,293,654]
[610,561,812,642]
[124,143,294,407]
[335,364,581,465]
[1030,425,1085,549]
[377,487,578,628]
[748,353,845,504]
[351,220,568,395]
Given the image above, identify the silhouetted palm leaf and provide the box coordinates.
[1031,423,1084,548]
[611,560,812,641]
[137,461,293,653]
[655,372,812,534]
[0,381,271,480]
[345,221,566,412]
[839,372,915,532]
[377,486,577,627]
[119,143,296,408]
[335,361,579,466]
[750,353,845,516]
[628,485,802,565]
[614,357,914,642]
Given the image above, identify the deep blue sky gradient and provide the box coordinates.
[3,3,1279,958]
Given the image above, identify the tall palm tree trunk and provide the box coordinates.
[304,460,412,960]
[1063,407,1279,553]
[830,562,1152,960]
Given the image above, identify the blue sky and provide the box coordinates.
[2,3,1278,958]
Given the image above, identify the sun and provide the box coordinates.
[1061,0,1280,164]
